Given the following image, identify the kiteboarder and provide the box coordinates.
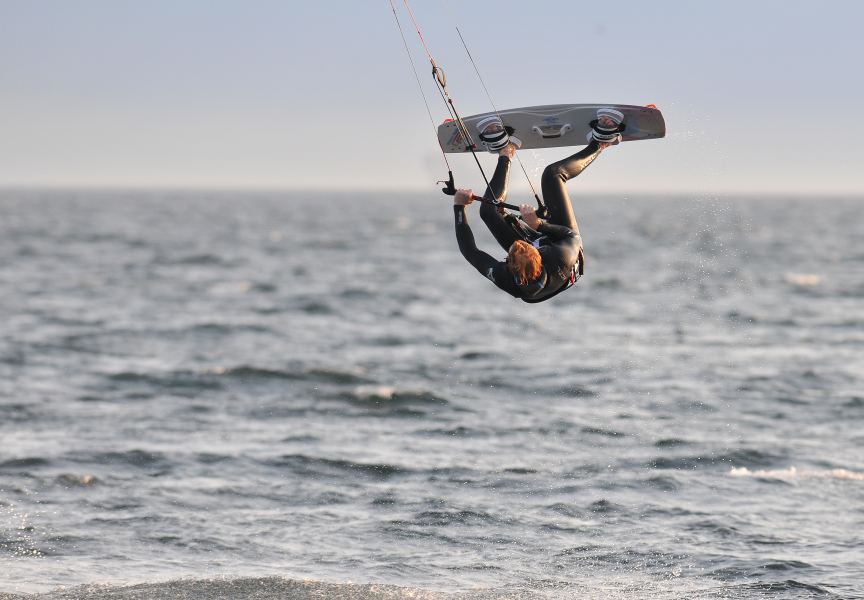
[452,109,624,303]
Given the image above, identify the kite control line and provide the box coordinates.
[389,0,527,213]
[444,4,547,218]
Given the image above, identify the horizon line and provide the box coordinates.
[1,183,862,199]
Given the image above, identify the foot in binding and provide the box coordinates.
[477,116,521,154]
[586,108,625,145]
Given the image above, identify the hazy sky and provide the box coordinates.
[2,1,863,194]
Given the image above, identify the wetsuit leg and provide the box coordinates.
[540,140,604,234]
[479,155,521,251]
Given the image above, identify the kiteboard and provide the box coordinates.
[437,103,665,153]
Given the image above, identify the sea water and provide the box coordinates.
[1,190,862,599]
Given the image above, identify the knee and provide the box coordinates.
[542,162,567,184]
[479,200,497,221]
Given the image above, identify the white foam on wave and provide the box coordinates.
[784,273,822,286]
[1,577,751,600]
[353,385,398,401]
[208,280,253,296]
[13,578,500,600]
[729,466,864,481]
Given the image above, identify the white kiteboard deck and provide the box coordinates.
[437,103,665,153]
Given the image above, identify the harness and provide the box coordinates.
[503,214,584,301]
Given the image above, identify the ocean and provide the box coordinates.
[1,190,862,599]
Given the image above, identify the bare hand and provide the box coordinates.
[519,204,541,229]
[454,188,475,206]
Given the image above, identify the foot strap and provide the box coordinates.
[588,108,626,143]
[477,116,514,152]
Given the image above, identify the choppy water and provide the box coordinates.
[1,190,862,599]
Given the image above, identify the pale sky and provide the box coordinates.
[1,0,863,195]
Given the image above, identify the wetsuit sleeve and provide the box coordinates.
[483,155,510,203]
[537,221,577,242]
[454,205,521,298]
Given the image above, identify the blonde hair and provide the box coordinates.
[506,240,542,286]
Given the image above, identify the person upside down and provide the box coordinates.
[452,108,624,303]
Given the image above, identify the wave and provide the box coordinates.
[0,457,50,470]
[590,276,623,289]
[588,499,623,514]
[104,364,373,390]
[649,448,785,470]
[653,438,691,448]
[365,334,409,347]
[338,385,449,405]
[729,466,864,481]
[187,322,273,334]
[105,371,223,391]
[0,577,472,600]
[458,350,503,360]
[293,298,336,315]
[338,286,375,299]
[56,473,98,487]
[303,368,374,385]
[719,579,835,597]
[411,508,501,527]
[844,396,864,408]
[205,365,307,381]
[415,426,489,438]
[69,450,170,471]
[153,253,229,266]
[550,385,598,398]
[328,387,451,418]
[264,454,408,480]
[580,426,624,437]
[642,475,681,491]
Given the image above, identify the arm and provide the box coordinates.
[454,205,498,272]
[537,221,577,242]
[483,155,511,203]
[519,204,576,242]
[453,194,521,298]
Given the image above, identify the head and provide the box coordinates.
[506,240,542,286]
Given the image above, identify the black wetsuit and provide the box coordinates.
[454,140,604,303]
